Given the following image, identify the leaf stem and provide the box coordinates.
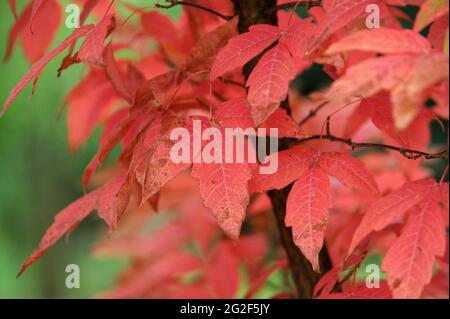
[298,100,329,126]
[273,0,322,13]
[156,0,235,21]
[292,134,449,160]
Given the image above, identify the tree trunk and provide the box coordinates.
[232,0,333,298]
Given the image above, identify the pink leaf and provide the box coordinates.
[414,0,449,31]
[192,131,252,240]
[213,97,303,138]
[326,28,432,55]
[247,43,295,126]
[210,24,281,80]
[349,179,436,254]
[22,0,62,63]
[184,17,238,73]
[286,168,332,272]
[310,0,371,52]
[17,170,130,277]
[78,14,116,65]
[391,53,449,130]
[283,19,317,58]
[141,11,178,44]
[382,197,446,298]
[130,113,192,205]
[206,241,240,298]
[4,4,32,62]
[1,25,94,117]
[213,97,254,129]
[328,55,413,103]
[66,69,118,152]
[249,146,316,192]
[103,43,133,102]
[319,152,380,194]
[261,108,304,138]
[29,0,44,33]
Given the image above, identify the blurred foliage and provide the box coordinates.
[0,0,184,298]
[0,0,137,299]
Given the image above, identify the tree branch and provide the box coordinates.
[273,0,322,13]
[298,100,330,126]
[292,133,449,160]
[156,0,234,21]
[232,0,334,299]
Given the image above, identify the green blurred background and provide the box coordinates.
[0,0,147,299]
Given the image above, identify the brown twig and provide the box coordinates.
[219,77,246,89]
[273,0,322,13]
[156,0,235,21]
[292,133,449,160]
[298,100,330,126]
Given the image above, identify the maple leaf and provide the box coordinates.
[210,24,281,80]
[349,179,436,254]
[29,0,44,33]
[319,152,380,194]
[286,168,332,272]
[382,197,446,298]
[1,25,94,117]
[103,43,133,103]
[245,259,288,298]
[82,107,150,189]
[247,43,295,126]
[439,182,449,214]
[427,13,449,53]
[79,0,101,25]
[24,0,62,63]
[206,241,240,298]
[184,17,238,73]
[414,0,449,31]
[326,28,432,55]
[17,170,131,276]
[213,97,254,129]
[192,129,252,241]
[328,53,448,129]
[309,0,372,52]
[4,0,62,64]
[78,14,116,65]
[65,69,118,152]
[391,53,449,129]
[4,3,32,62]
[213,97,303,138]
[313,267,341,297]
[318,283,393,299]
[328,55,413,102]
[94,223,190,259]
[104,252,203,298]
[134,71,178,108]
[141,11,179,45]
[261,107,304,138]
[129,113,192,205]
[249,146,316,193]
[282,19,317,58]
